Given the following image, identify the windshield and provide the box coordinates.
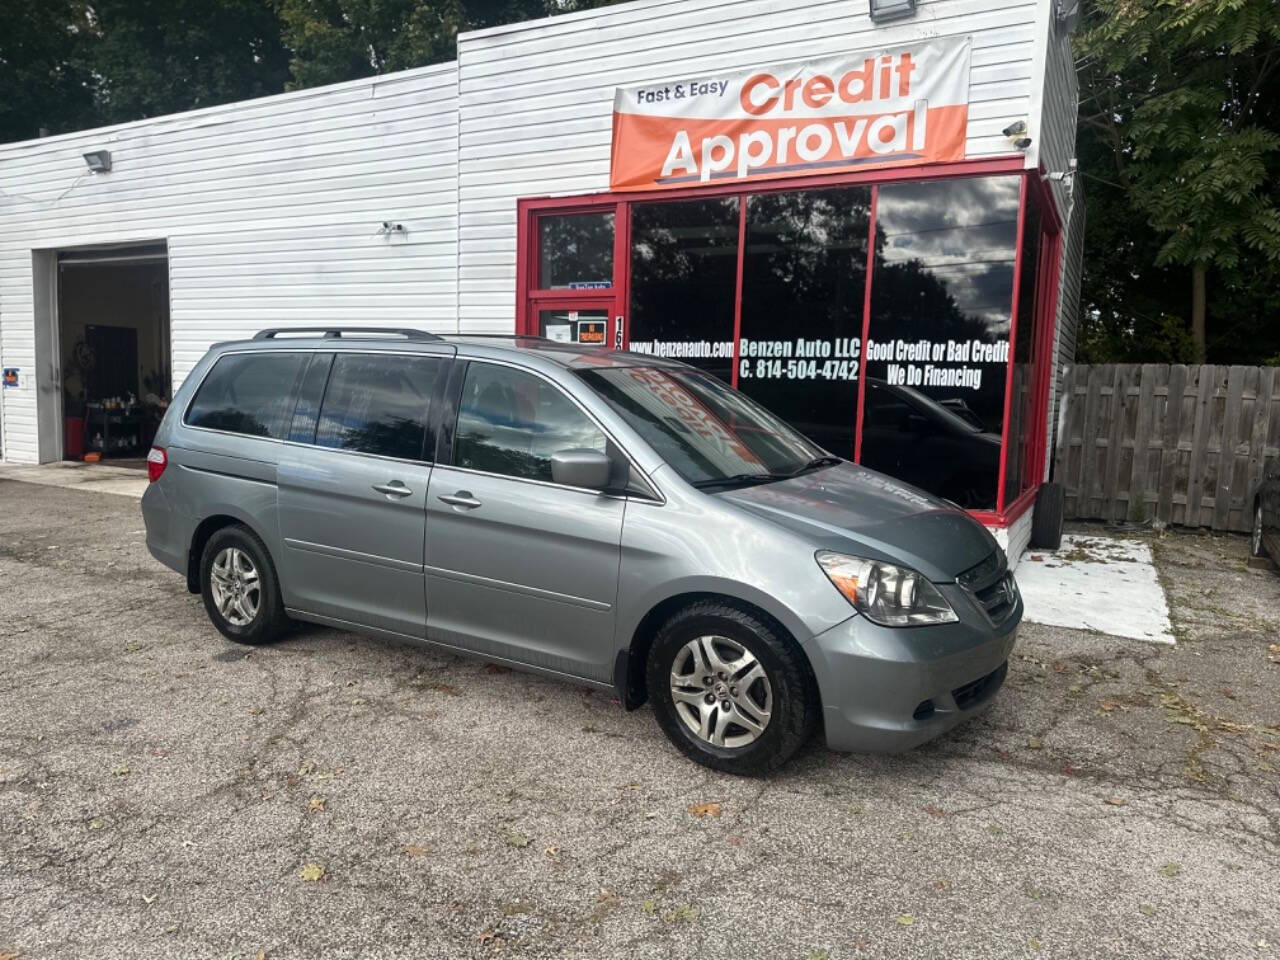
[575,365,827,485]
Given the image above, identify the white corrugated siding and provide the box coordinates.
[0,63,459,463]
[1037,17,1081,477]
[457,0,1046,332]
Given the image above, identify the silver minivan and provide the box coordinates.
[142,328,1021,774]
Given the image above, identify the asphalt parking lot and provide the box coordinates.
[2,478,1278,960]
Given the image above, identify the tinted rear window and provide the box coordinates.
[314,353,441,460]
[185,352,308,439]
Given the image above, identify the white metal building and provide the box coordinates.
[0,0,1081,556]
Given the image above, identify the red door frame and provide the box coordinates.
[515,156,1063,529]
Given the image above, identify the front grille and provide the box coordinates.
[974,572,1018,622]
[957,549,1018,623]
[952,661,1008,711]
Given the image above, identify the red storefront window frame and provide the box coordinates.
[516,157,1062,528]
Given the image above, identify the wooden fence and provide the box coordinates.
[1054,364,1280,533]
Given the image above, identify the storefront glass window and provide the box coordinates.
[860,176,1021,510]
[627,197,740,382]
[538,212,615,289]
[739,187,872,458]
[1004,192,1043,503]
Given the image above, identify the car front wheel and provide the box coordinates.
[646,600,818,775]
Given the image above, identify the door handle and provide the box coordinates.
[438,491,482,509]
[372,481,413,498]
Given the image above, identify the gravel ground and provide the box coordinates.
[1,480,1278,960]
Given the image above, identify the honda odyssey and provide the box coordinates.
[141,328,1021,774]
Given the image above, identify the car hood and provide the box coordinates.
[716,463,998,582]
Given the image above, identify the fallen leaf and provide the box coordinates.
[297,762,314,776]
[642,899,658,915]
[896,914,915,926]
[1105,796,1127,807]
[298,863,326,882]
[727,835,742,847]
[1220,688,1237,700]
[933,879,950,891]
[475,930,498,945]
[687,802,722,818]
[1027,737,1044,750]
[88,818,104,831]
[404,844,429,858]
[544,845,560,860]
[1160,862,1181,877]
[248,706,264,716]
[664,905,699,924]
[505,829,530,848]
[111,764,130,777]
[0,951,20,960]
[1029,938,1043,951]
[923,804,945,818]
[805,951,832,960]
[1139,904,1156,917]
[597,889,617,902]
[142,894,156,905]
[308,796,326,814]
[256,951,267,960]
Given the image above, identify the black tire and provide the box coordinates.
[646,600,818,775]
[1030,482,1065,550]
[199,524,290,645]
[1251,502,1267,559]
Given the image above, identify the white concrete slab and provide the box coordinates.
[1017,534,1175,644]
[0,461,148,498]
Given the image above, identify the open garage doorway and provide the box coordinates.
[56,242,171,464]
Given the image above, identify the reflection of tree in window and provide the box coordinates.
[455,364,606,483]
[629,198,739,381]
[538,213,615,289]
[740,186,871,457]
[185,353,308,439]
[860,176,1021,510]
[314,355,437,461]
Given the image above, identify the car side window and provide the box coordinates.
[185,352,309,439]
[314,353,441,461]
[453,362,606,483]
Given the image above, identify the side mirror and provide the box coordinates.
[550,448,612,490]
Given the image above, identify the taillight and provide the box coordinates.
[147,446,168,483]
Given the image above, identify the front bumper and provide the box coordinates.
[802,583,1021,753]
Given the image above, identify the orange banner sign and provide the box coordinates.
[610,38,972,192]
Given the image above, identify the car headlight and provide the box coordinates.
[816,551,959,627]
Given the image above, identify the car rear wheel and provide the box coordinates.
[1252,503,1267,559]
[200,525,289,645]
[646,600,818,775]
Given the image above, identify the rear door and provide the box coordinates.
[277,349,450,637]
[424,359,625,683]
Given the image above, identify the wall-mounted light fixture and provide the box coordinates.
[1002,121,1033,151]
[83,150,112,173]
[869,0,917,23]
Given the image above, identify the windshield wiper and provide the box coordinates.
[787,455,844,477]
[691,472,791,490]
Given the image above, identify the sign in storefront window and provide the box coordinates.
[739,186,871,458]
[538,212,615,289]
[627,197,739,381]
[860,176,1021,509]
[539,308,609,345]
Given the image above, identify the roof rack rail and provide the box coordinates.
[444,333,554,342]
[252,327,443,342]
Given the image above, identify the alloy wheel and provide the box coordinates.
[209,547,261,627]
[668,635,772,748]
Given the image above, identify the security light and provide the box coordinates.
[869,0,916,23]
[1002,121,1028,138]
[83,150,112,173]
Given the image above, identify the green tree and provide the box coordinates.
[1077,0,1280,362]
[0,0,95,142]
[279,0,623,88]
[85,0,291,123]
